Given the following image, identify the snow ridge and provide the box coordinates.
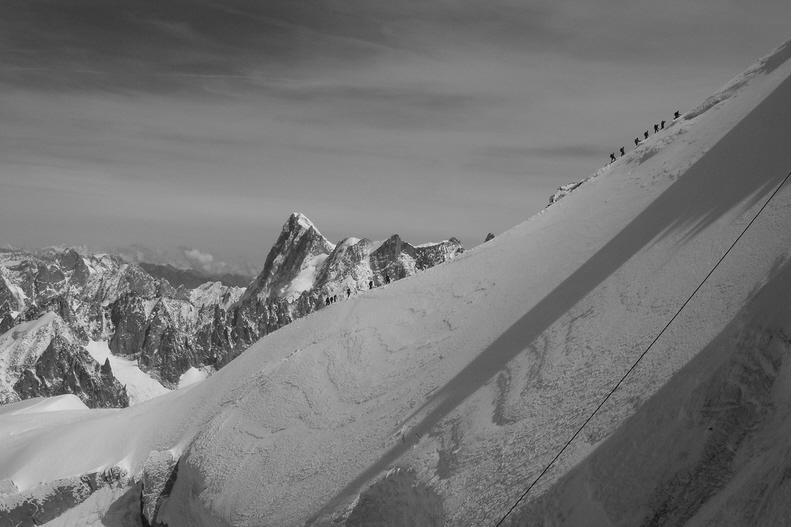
[0,42,788,527]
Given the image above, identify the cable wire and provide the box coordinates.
[493,171,791,527]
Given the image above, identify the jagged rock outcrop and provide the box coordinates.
[0,248,167,343]
[0,269,25,316]
[0,466,130,527]
[13,333,129,408]
[0,216,464,398]
[227,214,464,358]
[141,450,180,527]
[0,312,128,407]
[548,180,585,205]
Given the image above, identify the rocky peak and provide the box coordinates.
[0,218,464,406]
[0,312,128,407]
[314,237,377,291]
[413,238,464,271]
[13,333,129,408]
[0,268,25,315]
[243,213,335,303]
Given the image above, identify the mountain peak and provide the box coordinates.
[285,212,319,235]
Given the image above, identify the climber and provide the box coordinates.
[644,130,649,139]
[619,147,625,157]
[385,274,391,285]
[661,120,666,129]
[674,111,681,119]
[369,281,373,290]
[654,124,659,133]
[609,153,616,163]
[634,137,640,146]
[346,287,351,298]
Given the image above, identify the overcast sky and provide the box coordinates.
[0,0,788,275]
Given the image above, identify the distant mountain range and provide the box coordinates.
[138,262,252,289]
[0,214,463,407]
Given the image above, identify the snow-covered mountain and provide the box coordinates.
[0,220,463,402]
[0,312,128,408]
[232,213,464,358]
[0,41,788,526]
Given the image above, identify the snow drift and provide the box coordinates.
[0,42,789,526]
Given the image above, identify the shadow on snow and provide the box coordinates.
[307,76,791,526]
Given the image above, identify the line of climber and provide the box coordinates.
[323,274,391,306]
[607,110,681,165]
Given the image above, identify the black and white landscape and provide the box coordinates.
[0,215,463,405]
[0,39,789,526]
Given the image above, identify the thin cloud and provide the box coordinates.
[177,246,259,277]
[474,144,604,160]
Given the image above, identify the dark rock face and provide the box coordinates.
[141,450,180,526]
[0,274,23,315]
[0,214,463,400]
[243,212,336,304]
[13,334,129,408]
[224,217,465,358]
[109,293,150,357]
[0,466,130,527]
[19,295,89,343]
[0,249,165,342]
[0,313,14,334]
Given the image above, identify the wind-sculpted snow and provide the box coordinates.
[0,43,788,527]
[500,267,791,527]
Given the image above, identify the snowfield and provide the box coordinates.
[0,43,789,526]
[84,341,170,406]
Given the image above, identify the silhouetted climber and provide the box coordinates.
[369,280,373,289]
[346,287,351,298]
[653,124,659,133]
[661,120,666,129]
[384,274,391,284]
[674,111,681,119]
[609,153,616,163]
[634,137,640,146]
[643,130,649,139]
[619,147,625,157]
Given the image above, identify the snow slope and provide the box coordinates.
[0,395,88,416]
[0,42,788,526]
[84,341,169,406]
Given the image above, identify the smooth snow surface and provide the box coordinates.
[85,340,170,405]
[178,367,208,388]
[0,395,88,416]
[286,254,329,296]
[0,43,788,527]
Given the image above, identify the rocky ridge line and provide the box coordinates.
[0,214,464,402]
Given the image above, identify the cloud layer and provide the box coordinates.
[0,0,788,264]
